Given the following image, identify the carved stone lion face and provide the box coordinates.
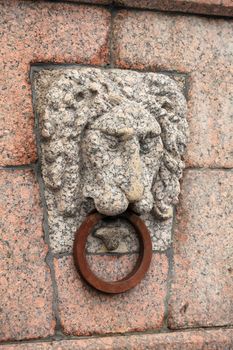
[34,67,189,253]
[82,101,164,216]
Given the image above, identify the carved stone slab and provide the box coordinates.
[33,67,188,254]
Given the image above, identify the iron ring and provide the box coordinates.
[73,211,152,294]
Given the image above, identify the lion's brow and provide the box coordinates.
[91,126,161,138]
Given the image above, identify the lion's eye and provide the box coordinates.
[140,140,150,154]
[139,133,157,154]
[103,134,121,151]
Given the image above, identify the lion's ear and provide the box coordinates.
[153,205,173,220]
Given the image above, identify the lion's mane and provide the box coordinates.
[35,68,188,220]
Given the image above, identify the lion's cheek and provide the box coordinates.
[131,189,154,214]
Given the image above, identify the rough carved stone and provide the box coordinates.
[33,67,188,253]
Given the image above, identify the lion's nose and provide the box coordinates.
[126,181,144,202]
[124,140,144,202]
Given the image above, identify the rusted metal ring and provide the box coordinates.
[73,211,152,294]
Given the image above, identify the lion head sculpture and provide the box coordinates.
[35,68,188,222]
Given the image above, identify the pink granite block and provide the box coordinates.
[0,1,110,166]
[0,170,54,341]
[54,254,168,335]
[169,170,233,328]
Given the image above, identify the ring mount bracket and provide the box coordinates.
[73,211,152,294]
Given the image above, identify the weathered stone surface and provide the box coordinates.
[54,254,168,335]
[93,225,136,251]
[33,67,188,254]
[86,215,173,254]
[0,1,110,166]
[1,329,233,349]
[169,170,233,328]
[116,0,233,16]
[67,0,111,3]
[63,0,233,17]
[113,11,233,168]
[0,170,54,341]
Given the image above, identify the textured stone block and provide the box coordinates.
[0,1,110,166]
[61,0,233,16]
[169,170,233,328]
[54,254,168,335]
[1,329,233,349]
[113,11,233,167]
[0,170,54,341]
[115,0,233,16]
[67,0,111,3]
[33,67,188,254]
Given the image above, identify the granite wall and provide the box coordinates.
[0,1,233,349]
